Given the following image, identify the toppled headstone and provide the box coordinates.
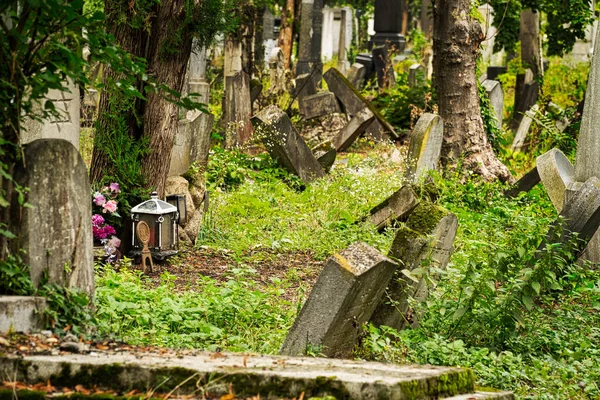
[369,186,420,231]
[294,73,318,100]
[408,64,425,88]
[510,104,539,153]
[10,139,94,298]
[224,71,253,148]
[331,108,375,151]
[323,68,398,139]
[482,79,504,130]
[503,167,541,198]
[347,63,366,89]
[536,148,575,213]
[280,242,397,357]
[370,203,458,330]
[252,106,325,183]
[299,92,341,120]
[372,46,395,89]
[311,141,337,172]
[404,113,444,183]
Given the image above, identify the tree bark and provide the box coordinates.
[278,0,295,70]
[433,0,514,183]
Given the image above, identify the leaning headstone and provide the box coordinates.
[280,242,398,357]
[482,79,504,130]
[299,92,341,120]
[503,167,541,198]
[510,104,539,153]
[404,113,444,183]
[312,141,337,172]
[347,63,366,89]
[370,202,458,330]
[408,64,425,88]
[372,46,395,89]
[10,139,94,298]
[269,47,288,95]
[331,108,375,151]
[224,71,253,148]
[536,148,575,213]
[369,186,420,231]
[252,106,325,183]
[294,73,318,101]
[323,68,398,139]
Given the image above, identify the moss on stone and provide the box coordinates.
[406,202,448,235]
[0,389,46,400]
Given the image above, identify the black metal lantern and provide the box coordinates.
[166,194,186,225]
[130,191,179,260]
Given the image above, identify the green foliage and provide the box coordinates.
[0,253,35,296]
[542,57,589,109]
[95,266,296,352]
[479,81,503,153]
[39,282,96,334]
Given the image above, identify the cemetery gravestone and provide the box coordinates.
[536,148,575,213]
[294,73,318,101]
[280,242,398,357]
[408,64,425,88]
[296,0,324,80]
[370,0,406,51]
[347,63,366,89]
[511,104,539,153]
[369,186,420,231]
[370,203,458,330]
[299,92,341,120]
[269,48,288,95]
[482,79,504,130]
[331,108,375,151]
[336,8,351,74]
[486,66,507,81]
[10,139,94,298]
[404,113,444,183]
[224,71,253,148]
[252,106,325,183]
[311,141,337,172]
[503,167,541,199]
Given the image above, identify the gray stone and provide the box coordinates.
[299,92,341,120]
[323,68,398,139]
[408,63,425,88]
[269,47,288,95]
[512,76,538,130]
[0,352,512,399]
[21,80,80,150]
[536,148,575,213]
[370,203,458,330]
[369,0,406,51]
[280,242,398,357]
[224,71,253,148]
[575,23,600,183]
[369,186,420,231]
[311,141,337,172]
[510,104,539,153]
[0,296,47,333]
[331,108,375,151]
[482,79,504,130]
[10,139,94,298]
[59,342,86,354]
[336,8,351,74]
[372,46,395,89]
[404,113,444,183]
[296,0,324,79]
[294,73,318,100]
[347,63,366,89]
[165,176,196,228]
[252,106,325,183]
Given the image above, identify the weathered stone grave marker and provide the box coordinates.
[296,0,324,80]
[294,73,318,101]
[404,113,444,183]
[536,148,574,213]
[511,104,539,153]
[311,141,337,172]
[503,167,541,199]
[299,92,341,120]
[331,108,375,151]
[280,242,397,357]
[482,79,504,130]
[347,63,366,89]
[269,47,288,96]
[408,63,425,88]
[10,139,94,298]
[368,185,420,231]
[252,106,325,183]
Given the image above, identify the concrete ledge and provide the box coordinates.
[0,296,47,333]
[0,352,501,399]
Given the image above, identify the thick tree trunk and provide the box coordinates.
[278,0,295,70]
[433,0,514,183]
[140,0,194,197]
[520,9,540,77]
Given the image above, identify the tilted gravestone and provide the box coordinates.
[323,68,398,139]
[311,141,337,172]
[370,202,458,330]
[347,63,366,89]
[10,139,94,298]
[503,167,541,199]
[331,108,375,151]
[482,79,504,130]
[280,242,398,357]
[536,148,575,213]
[299,92,341,120]
[369,186,420,231]
[510,104,538,153]
[252,106,325,183]
[294,73,318,101]
[404,113,444,183]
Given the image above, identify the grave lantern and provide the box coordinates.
[130,191,179,260]
[166,194,186,224]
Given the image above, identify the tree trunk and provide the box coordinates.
[278,0,295,70]
[433,0,514,183]
[140,0,194,197]
[520,9,540,77]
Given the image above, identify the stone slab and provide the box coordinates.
[404,113,444,183]
[311,141,337,172]
[536,148,575,212]
[0,352,489,399]
[371,203,458,330]
[511,104,539,153]
[224,71,253,148]
[280,242,397,358]
[331,108,375,151]
[299,92,341,120]
[503,167,541,198]
[294,73,318,100]
[0,296,47,333]
[252,106,325,183]
[323,68,398,139]
[369,186,420,231]
[482,79,504,130]
[347,63,366,89]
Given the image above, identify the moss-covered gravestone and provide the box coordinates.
[280,242,397,358]
[368,185,420,231]
[10,139,94,298]
[404,113,443,183]
[370,202,458,330]
[331,108,375,152]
